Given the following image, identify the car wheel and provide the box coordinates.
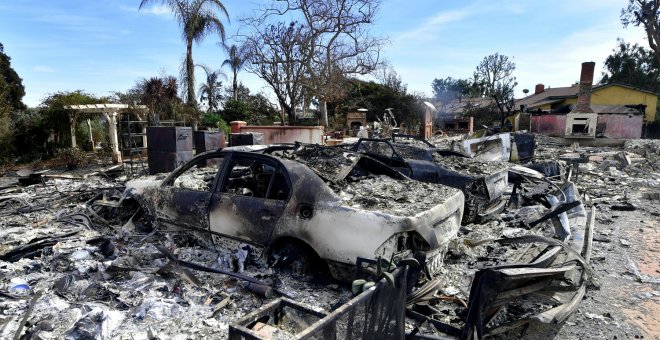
[270,242,314,277]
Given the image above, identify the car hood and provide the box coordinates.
[124,176,164,196]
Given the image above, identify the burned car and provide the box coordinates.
[125,149,464,280]
[347,138,508,224]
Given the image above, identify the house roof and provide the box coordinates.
[516,85,579,108]
[526,98,564,109]
[590,104,643,115]
[516,82,658,109]
[597,82,658,96]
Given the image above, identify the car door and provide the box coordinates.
[208,153,291,246]
[154,154,226,234]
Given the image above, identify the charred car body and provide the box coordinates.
[347,138,508,224]
[124,149,464,280]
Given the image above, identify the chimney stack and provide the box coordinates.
[534,84,545,94]
[573,62,595,113]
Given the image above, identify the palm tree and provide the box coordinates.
[139,0,228,105]
[197,64,226,112]
[142,77,165,115]
[221,43,249,100]
[140,76,180,122]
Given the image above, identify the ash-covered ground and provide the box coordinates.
[0,136,659,339]
[0,176,349,339]
[438,137,660,339]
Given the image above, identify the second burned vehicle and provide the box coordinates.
[123,148,464,280]
[347,138,509,224]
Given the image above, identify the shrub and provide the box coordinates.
[76,119,106,152]
[202,112,222,128]
[55,147,86,170]
[217,117,230,136]
[201,112,230,136]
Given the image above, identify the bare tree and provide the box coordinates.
[245,22,309,125]
[622,0,660,63]
[251,0,385,126]
[377,66,407,94]
[474,53,517,125]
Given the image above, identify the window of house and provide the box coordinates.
[221,157,290,200]
[171,156,225,191]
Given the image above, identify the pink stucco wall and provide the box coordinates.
[240,126,325,144]
[531,114,643,139]
[531,115,566,136]
[597,115,643,139]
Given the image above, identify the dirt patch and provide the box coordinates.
[622,294,660,338]
[633,219,659,277]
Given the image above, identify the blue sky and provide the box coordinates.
[0,0,648,107]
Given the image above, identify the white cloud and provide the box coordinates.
[385,1,650,99]
[145,4,171,16]
[514,23,648,96]
[392,0,528,43]
[33,14,93,28]
[119,5,137,12]
[32,65,56,73]
[502,0,526,14]
[395,9,470,42]
[121,4,171,16]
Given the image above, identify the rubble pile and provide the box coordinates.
[1,134,659,339]
[0,175,346,339]
[431,155,509,176]
[332,175,457,215]
[401,138,658,339]
[281,144,358,181]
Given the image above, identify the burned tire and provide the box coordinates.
[269,241,321,277]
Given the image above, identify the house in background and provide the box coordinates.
[434,97,494,134]
[517,62,657,139]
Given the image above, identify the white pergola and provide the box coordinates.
[64,104,148,164]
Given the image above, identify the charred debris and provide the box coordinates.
[1,134,659,339]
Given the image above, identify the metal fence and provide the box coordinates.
[229,266,408,340]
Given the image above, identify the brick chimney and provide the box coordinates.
[534,84,545,94]
[573,62,595,113]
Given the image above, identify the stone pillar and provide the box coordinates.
[104,111,122,164]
